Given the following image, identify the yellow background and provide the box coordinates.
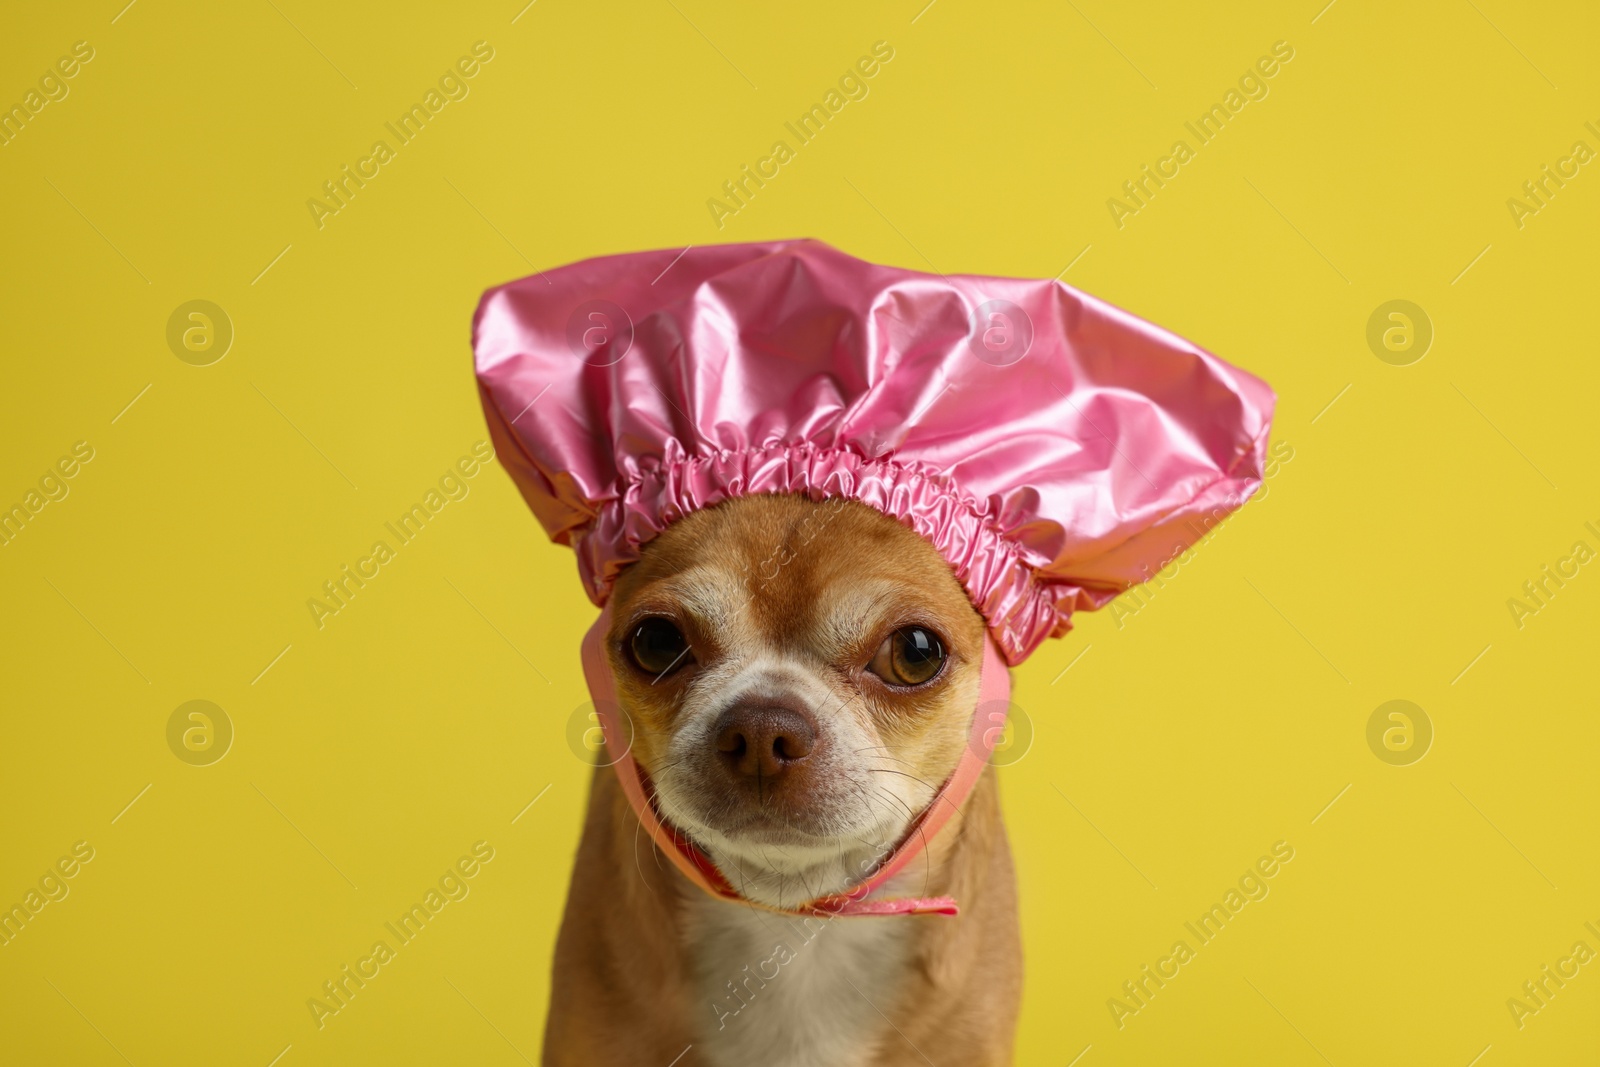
[3,1,1597,1063]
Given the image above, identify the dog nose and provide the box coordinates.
[713,703,818,779]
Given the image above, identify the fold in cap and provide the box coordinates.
[473,239,1275,665]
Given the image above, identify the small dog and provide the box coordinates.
[544,493,1022,1066]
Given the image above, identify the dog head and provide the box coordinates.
[604,494,989,908]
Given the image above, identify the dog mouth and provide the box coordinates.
[646,764,908,857]
[652,788,910,901]
[654,782,864,845]
[705,806,852,842]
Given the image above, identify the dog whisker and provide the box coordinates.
[867,765,939,794]
[874,784,935,897]
[648,753,695,777]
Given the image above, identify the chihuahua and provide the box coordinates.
[543,492,1021,1066]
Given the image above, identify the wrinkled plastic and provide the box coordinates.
[474,239,1274,665]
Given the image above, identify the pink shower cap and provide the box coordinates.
[473,239,1274,666]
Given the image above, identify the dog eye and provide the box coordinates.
[628,618,692,676]
[867,626,946,686]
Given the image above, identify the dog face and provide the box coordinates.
[604,494,988,908]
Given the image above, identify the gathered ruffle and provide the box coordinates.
[571,442,1087,666]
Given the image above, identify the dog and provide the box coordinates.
[543,492,1023,1066]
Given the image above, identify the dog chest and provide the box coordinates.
[688,895,916,1067]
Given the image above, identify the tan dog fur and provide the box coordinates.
[544,495,1022,1066]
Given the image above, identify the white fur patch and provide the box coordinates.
[687,891,916,1067]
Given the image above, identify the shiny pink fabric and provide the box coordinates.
[474,239,1274,664]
